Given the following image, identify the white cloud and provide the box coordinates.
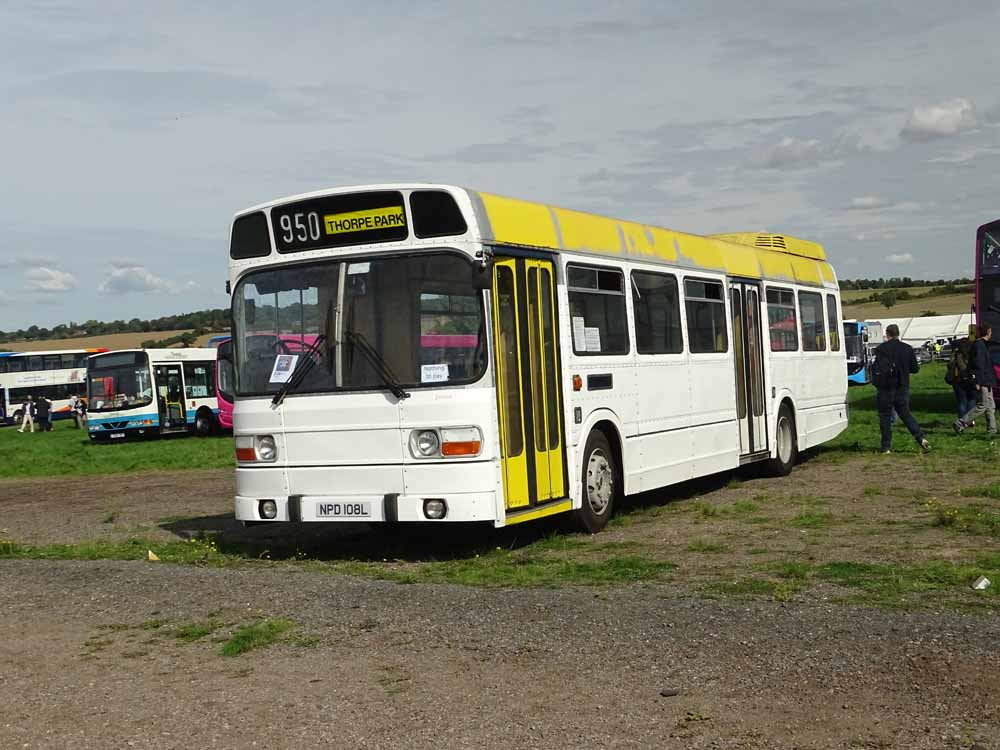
[751,136,822,168]
[24,267,76,293]
[848,195,892,211]
[901,98,977,141]
[885,253,914,264]
[0,255,59,269]
[99,263,196,295]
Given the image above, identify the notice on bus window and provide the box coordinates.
[269,354,299,384]
[572,317,587,351]
[584,327,601,352]
[347,262,370,275]
[324,206,406,236]
[421,363,450,383]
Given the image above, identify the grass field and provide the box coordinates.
[2,362,998,609]
[2,330,224,352]
[842,292,972,318]
[0,419,234,477]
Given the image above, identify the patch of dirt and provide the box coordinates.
[1,454,1000,746]
[0,469,236,544]
[0,560,998,749]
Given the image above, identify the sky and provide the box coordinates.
[2,0,999,329]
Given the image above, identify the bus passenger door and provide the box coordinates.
[730,282,767,457]
[154,364,186,431]
[492,257,566,512]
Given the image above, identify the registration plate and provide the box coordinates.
[109,432,126,439]
[316,501,372,519]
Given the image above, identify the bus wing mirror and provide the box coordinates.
[474,265,492,290]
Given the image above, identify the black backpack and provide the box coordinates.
[871,347,898,388]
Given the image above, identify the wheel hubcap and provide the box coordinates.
[777,416,792,463]
[586,449,613,515]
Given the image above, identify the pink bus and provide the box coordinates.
[215,337,234,430]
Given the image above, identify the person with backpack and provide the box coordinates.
[945,333,977,419]
[34,395,52,432]
[872,324,930,454]
[953,324,997,438]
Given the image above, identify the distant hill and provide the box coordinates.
[1,330,222,353]
[0,309,229,346]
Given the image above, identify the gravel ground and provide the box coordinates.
[1,559,998,750]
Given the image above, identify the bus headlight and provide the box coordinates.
[256,435,277,462]
[409,427,482,458]
[411,429,441,457]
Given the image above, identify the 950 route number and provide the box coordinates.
[316,501,371,519]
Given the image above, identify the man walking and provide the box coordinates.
[872,324,930,454]
[954,324,997,438]
[17,395,34,433]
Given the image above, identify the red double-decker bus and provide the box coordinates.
[976,219,1000,332]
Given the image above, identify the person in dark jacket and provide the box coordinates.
[945,334,977,419]
[34,396,52,432]
[874,324,930,454]
[954,324,997,436]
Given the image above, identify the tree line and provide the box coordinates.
[0,309,230,344]
[838,277,971,290]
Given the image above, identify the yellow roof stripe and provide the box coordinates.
[476,191,835,287]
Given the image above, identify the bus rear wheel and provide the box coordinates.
[572,430,619,534]
[767,403,798,476]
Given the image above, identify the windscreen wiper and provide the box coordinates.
[271,334,327,407]
[344,329,410,400]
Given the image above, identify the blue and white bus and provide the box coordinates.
[86,348,219,440]
[843,320,882,385]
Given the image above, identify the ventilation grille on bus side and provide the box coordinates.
[754,234,787,249]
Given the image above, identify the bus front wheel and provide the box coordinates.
[572,430,619,534]
[194,409,215,437]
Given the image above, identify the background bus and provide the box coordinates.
[87,348,219,441]
[216,337,234,430]
[0,349,107,425]
[976,219,1000,339]
[843,320,879,385]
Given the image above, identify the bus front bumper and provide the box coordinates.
[235,462,500,523]
[235,491,498,523]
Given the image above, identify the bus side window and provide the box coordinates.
[826,295,840,351]
[798,291,826,351]
[566,264,629,355]
[683,279,727,354]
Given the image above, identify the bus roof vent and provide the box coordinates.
[754,233,786,250]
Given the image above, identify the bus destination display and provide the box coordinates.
[271,190,408,253]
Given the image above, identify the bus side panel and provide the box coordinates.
[632,358,693,492]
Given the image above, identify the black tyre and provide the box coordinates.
[767,402,798,476]
[572,430,619,534]
[194,409,215,437]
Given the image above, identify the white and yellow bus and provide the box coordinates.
[228,185,847,532]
